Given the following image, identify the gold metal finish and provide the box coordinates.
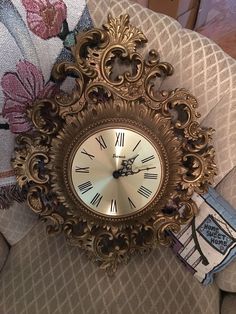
[12,14,217,273]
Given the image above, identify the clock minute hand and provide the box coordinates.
[113,166,156,178]
[131,166,156,174]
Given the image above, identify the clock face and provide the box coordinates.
[70,127,163,217]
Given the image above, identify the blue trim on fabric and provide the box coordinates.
[203,187,236,228]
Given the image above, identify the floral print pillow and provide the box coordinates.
[0,0,93,208]
[22,0,68,40]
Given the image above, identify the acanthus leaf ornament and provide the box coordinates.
[12,14,217,273]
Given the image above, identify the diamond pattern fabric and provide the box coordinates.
[216,167,236,209]
[201,93,236,185]
[0,221,220,314]
[0,202,38,245]
[165,29,236,185]
[87,0,112,26]
[161,28,236,122]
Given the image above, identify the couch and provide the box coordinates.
[0,0,236,313]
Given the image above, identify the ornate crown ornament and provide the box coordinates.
[12,14,217,273]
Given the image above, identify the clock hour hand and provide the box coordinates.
[113,166,134,178]
[120,155,139,167]
[113,155,139,178]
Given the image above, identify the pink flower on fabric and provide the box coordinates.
[2,60,59,133]
[22,0,67,40]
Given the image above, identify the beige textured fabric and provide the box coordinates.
[0,221,220,314]
[216,167,236,209]
[0,233,9,272]
[216,259,236,293]
[165,31,236,185]
[163,30,236,120]
[201,94,236,185]
[0,202,38,245]
[87,0,112,26]
[221,293,236,314]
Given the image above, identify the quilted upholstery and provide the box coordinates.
[87,0,112,26]
[216,167,236,209]
[0,221,220,314]
[0,232,9,272]
[0,202,38,245]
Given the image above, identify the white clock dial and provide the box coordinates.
[70,127,163,217]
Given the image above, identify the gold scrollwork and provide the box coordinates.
[12,14,217,273]
[13,134,50,187]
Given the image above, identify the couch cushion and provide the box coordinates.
[216,167,236,209]
[221,293,236,314]
[216,258,236,293]
[0,202,38,245]
[0,221,219,314]
[0,232,9,272]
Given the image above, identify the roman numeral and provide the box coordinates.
[141,155,155,164]
[95,135,107,150]
[90,193,103,207]
[128,197,136,209]
[144,173,158,180]
[78,181,93,194]
[81,149,95,160]
[110,199,117,213]
[75,166,90,173]
[137,186,152,198]
[115,132,125,147]
[132,140,141,152]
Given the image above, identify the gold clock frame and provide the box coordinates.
[12,14,217,273]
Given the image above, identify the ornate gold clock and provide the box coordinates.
[12,14,217,273]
